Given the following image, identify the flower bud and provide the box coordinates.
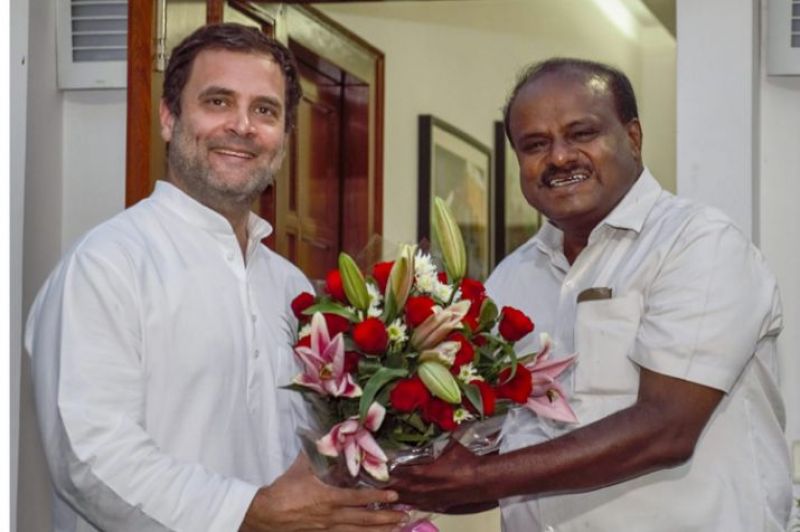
[418,340,461,367]
[410,300,471,351]
[418,361,462,404]
[384,245,415,320]
[432,197,467,282]
[338,253,370,311]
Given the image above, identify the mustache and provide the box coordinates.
[540,164,590,185]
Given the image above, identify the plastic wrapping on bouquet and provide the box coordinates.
[297,415,506,532]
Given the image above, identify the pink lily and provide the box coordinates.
[317,402,389,481]
[294,312,361,398]
[523,333,579,423]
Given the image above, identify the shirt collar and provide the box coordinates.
[151,180,273,242]
[600,167,662,233]
[531,167,662,255]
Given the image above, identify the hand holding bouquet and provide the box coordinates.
[287,198,577,486]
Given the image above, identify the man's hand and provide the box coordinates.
[240,453,407,532]
[390,442,495,513]
[392,368,724,512]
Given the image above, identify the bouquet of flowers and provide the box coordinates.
[287,198,578,488]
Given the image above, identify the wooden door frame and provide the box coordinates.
[125,1,384,243]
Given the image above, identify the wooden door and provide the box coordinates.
[126,1,384,280]
[280,58,343,279]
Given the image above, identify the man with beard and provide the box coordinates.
[25,24,405,532]
[391,58,792,531]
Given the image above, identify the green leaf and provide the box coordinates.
[461,382,484,417]
[477,298,499,332]
[359,367,408,421]
[304,302,358,321]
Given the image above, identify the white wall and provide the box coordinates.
[61,91,127,248]
[10,0,30,530]
[676,0,759,240]
[676,0,800,512]
[317,0,675,248]
[19,0,63,530]
[759,0,800,468]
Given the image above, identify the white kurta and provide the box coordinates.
[26,181,312,532]
[487,169,792,532]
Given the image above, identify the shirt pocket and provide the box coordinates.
[574,291,642,395]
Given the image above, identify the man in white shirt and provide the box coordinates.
[26,23,405,532]
[392,58,793,531]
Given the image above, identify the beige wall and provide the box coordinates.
[317,0,676,248]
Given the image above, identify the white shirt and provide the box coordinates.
[487,169,792,532]
[25,181,312,532]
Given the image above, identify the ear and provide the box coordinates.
[625,118,643,163]
[159,99,176,143]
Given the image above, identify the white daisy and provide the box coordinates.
[432,280,454,301]
[387,318,408,345]
[454,408,475,425]
[457,363,482,383]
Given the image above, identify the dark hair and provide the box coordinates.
[163,23,302,131]
[502,58,639,146]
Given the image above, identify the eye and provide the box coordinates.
[204,96,228,108]
[520,139,548,153]
[254,105,277,116]
[572,129,597,141]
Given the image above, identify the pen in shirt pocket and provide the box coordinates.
[576,287,613,303]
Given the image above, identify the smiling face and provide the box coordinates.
[508,71,643,240]
[159,48,288,215]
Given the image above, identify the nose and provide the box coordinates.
[228,107,255,137]
[550,137,577,167]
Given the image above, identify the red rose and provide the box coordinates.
[496,364,533,404]
[325,269,347,302]
[437,272,448,284]
[295,335,311,349]
[405,296,437,328]
[462,301,481,332]
[473,334,488,347]
[324,313,350,337]
[352,317,389,354]
[422,398,457,432]
[468,379,496,417]
[460,278,486,301]
[389,377,431,413]
[290,291,315,321]
[447,332,475,370]
[344,351,361,374]
[498,306,534,342]
[459,278,488,332]
[372,261,394,293]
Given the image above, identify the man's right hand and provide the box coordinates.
[240,453,407,532]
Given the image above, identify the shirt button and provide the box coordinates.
[251,314,257,323]
[254,349,260,358]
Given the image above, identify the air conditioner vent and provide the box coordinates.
[57,0,128,89]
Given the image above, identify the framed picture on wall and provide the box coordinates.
[418,115,493,280]
[493,121,542,262]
